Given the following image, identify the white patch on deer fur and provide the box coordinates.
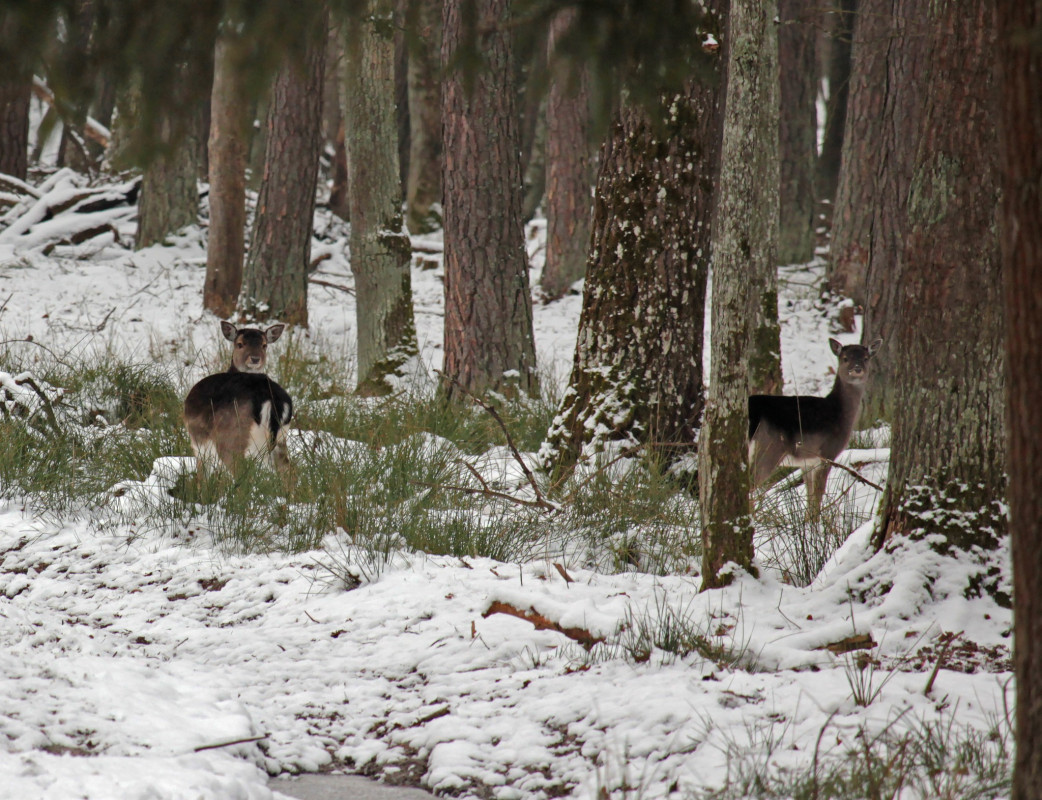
[245,401,275,462]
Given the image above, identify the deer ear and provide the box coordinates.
[220,321,237,342]
[829,338,843,356]
[266,323,286,343]
[868,338,883,357]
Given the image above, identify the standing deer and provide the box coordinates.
[184,321,293,476]
[748,338,882,517]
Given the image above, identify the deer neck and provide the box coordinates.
[828,373,866,427]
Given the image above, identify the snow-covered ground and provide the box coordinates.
[0,174,1012,799]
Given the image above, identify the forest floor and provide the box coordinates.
[0,172,1014,799]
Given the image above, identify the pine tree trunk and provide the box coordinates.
[136,91,201,249]
[204,33,250,317]
[344,0,418,395]
[441,0,538,399]
[541,9,592,303]
[828,0,888,309]
[241,11,327,327]
[542,7,725,473]
[700,0,778,589]
[405,0,443,234]
[777,0,818,265]
[876,1,1006,562]
[999,3,1042,796]
[817,0,854,204]
[0,79,30,180]
[745,2,783,397]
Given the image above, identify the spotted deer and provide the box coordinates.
[184,322,293,476]
[748,338,882,517]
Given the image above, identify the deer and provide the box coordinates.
[748,337,882,518]
[183,321,293,478]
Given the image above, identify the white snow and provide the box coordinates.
[0,181,1013,799]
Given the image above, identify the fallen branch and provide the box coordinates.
[193,734,267,753]
[924,630,962,696]
[32,76,110,148]
[482,600,603,650]
[13,375,61,431]
[822,457,885,492]
[821,632,875,655]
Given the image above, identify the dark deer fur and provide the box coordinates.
[184,322,292,475]
[749,337,882,515]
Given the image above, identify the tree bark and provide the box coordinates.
[441,0,538,399]
[405,0,443,234]
[745,2,783,397]
[204,32,250,317]
[344,0,418,395]
[700,0,778,589]
[828,0,889,310]
[542,7,725,474]
[0,79,30,181]
[817,0,854,204]
[241,10,327,327]
[136,80,201,249]
[777,0,818,265]
[875,1,1006,562]
[999,3,1042,797]
[541,8,592,303]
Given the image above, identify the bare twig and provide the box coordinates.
[553,562,574,584]
[410,479,554,512]
[821,457,885,492]
[461,459,492,492]
[436,370,553,511]
[13,375,61,431]
[308,277,355,296]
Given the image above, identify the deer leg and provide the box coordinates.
[803,462,831,521]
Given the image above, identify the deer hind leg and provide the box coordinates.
[802,461,831,521]
[750,423,791,487]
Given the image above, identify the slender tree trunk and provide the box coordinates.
[875,1,1006,561]
[701,0,778,589]
[828,0,889,309]
[344,0,418,395]
[745,3,783,397]
[241,10,327,326]
[441,0,538,398]
[541,8,592,303]
[0,80,30,180]
[999,3,1042,796]
[405,0,443,233]
[777,0,818,265]
[204,32,250,317]
[542,5,725,474]
[817,0,854,204]
[325,21,351,221]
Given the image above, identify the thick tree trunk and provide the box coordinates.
[136,92,201,249]
[0,79,30,180]
[817,0,854,204]
[405,0,443,234]
[441,0,538,399]
[777,0,818,265]
[542,5,725,474]
[700,0,778,589]
[241,11,327,327]
[828,0,888,309]
[875,1,1005,560]
[344,0,418,395]
[540,8,592,303]
[204,33,250,317]
[999,4,1042,796]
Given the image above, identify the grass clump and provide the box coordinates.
[699,707,1011,800]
